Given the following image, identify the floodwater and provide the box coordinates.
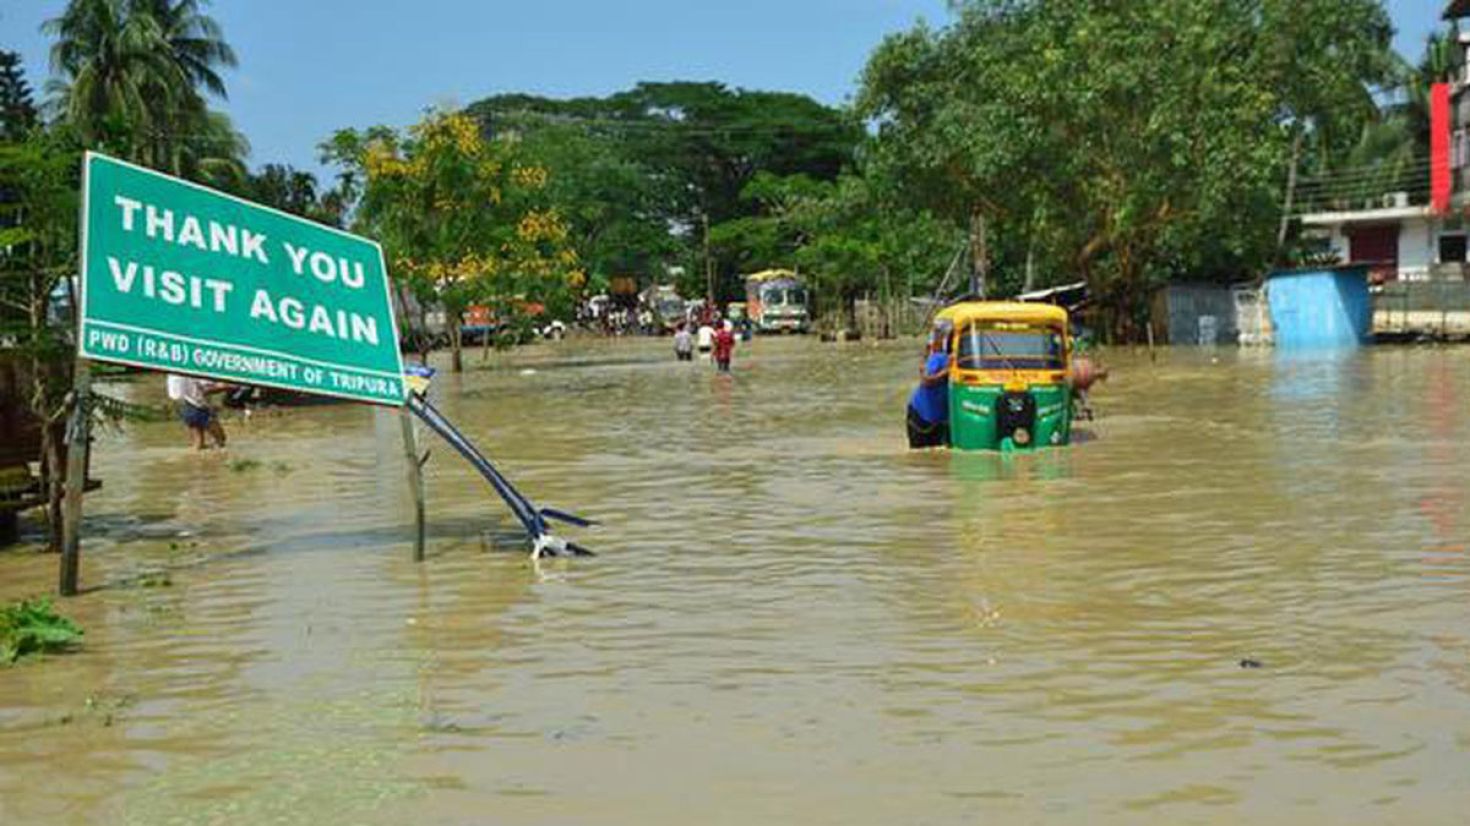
[1,337,1468,824]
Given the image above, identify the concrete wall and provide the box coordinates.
[1374,280,1470,336]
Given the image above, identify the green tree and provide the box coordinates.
[0,51,39,140]
[859,0,1396,339]
[245,162,345,226]
[43,0,242,182]
[467,82,862,301]
[0,131,81,550]
[500,118,679,284]
[732,170,961,333]
[324,111,583,370]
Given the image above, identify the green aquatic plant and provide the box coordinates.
[135,570,172,588]
[0,597,83,663]
[227,457,262,473]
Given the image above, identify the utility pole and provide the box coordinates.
[969,209,989,298]
[702,211,715,310]
[1277,129,1305,252]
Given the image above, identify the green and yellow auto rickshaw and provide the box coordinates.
[931,301,1075,451]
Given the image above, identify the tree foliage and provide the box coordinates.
[0,51,39,141]
[858,0,1398,338]
[242,163,345,227]
[467,82,862,301]
[43,0,244,186]
[323,111,582,369]
[0,129,82,550]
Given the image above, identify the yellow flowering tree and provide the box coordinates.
[323,110,583,370]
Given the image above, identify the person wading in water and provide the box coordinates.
[673,322,694,362]
[906,332,951,448]
[712,319,736,373]
[167,373,229,450]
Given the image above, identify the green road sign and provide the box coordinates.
[79,152,407,406]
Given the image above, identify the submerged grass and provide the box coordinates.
[1,598,83,664]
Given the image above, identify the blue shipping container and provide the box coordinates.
[1265,266,1371,349]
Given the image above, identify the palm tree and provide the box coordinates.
[43,0,241,179]
[133,0,236,99]
[43,0,186,152]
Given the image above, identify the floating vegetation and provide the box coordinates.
[135,570,173,588]
[0,598,84,664]
[228,457,262,473]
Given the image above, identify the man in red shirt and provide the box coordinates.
[712,320,736,372]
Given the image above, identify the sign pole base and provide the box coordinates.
[400,408,426,562]
[59,358,91,597]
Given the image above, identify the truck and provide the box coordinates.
[744,269,810,334]
[642,284,688,333]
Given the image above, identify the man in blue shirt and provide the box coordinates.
[907,342,951,449]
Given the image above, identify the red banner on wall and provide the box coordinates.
[1431,82,1451,215]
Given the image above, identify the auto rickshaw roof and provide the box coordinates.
[935,301,1069,328]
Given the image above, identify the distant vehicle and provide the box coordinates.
[744,269,810,334]
[642,284,688,333]
[726,302,753,340]
[461,304,494,346]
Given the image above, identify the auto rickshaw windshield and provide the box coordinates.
[956,324,1065,371]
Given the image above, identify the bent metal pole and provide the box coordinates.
[404,392,593,558]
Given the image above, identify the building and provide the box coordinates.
[1297,9,1463,282]
[1297,201,1449,283]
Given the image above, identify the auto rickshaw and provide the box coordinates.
[930,301,1075,451]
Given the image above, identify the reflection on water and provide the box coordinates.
[1,339,1468,824]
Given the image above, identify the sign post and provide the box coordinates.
[59,358,90,597]
[72,152,589,586]
[71,152,408,593]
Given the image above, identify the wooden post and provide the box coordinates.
[400,407,426,562]
[59,359,91,596]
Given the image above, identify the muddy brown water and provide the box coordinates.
[1,337,1467,824]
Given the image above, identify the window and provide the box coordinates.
[1439,234,1467,264]
[956,325,1064,370]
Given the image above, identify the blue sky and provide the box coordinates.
[0,0,1449,180]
